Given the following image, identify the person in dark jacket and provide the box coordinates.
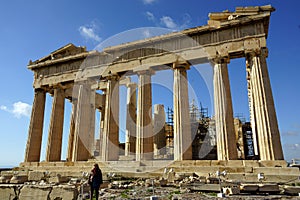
[88,163,103,200]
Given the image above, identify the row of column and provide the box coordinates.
[99,65,194,161]
[68,85,95,161]
[24,64,195,162]
[24,48,283,162]
[212,48,283,160]
[24,84,95,162]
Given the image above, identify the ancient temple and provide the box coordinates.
[22,5,288,177]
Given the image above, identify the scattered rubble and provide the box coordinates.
[1,168,300,199]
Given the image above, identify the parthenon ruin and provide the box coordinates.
[22,5,285,173]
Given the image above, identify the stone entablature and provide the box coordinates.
[28,6,273,88]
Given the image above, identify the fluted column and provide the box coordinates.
[153,104,166,156]
[136,71,153,161]
[89,90,96,156]
[125,83,137,156]
[173,64,192,160]
[98,92,106,161]
[213,57,238,160]
[246,48,284,160]
[46,88,65,161]
[67,99,77,161]
[246,68,259,157]
[24,89,46,162]
[72,84,92,161]
[101,76,120,161]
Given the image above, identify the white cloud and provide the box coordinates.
[180,13,192,29]
[145,12,192,31]
[143,0,157,4]
[12,102,31,118]
[284,131,299,136]
[0,101,32,118]
[284,143,300,161]
[285,143,300,150]
[79,22,101,42]
[143,29,151,38]
[283,125,300,136]
[160,16,177,29]
[146,11,155,21]
[0,105,8,111]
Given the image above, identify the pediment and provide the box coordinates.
[32,43,87,64]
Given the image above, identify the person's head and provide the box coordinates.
[94,163,99,169]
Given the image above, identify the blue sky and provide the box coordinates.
[0,0,299,167]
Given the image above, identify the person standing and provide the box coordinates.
[89,163,103,200]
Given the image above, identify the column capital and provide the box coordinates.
[51,85,66,91]
[74,80,93,88]
[210,56,230,64]
[126,82,137,88]
[245,48,268,58]
[172,62,190,70]
[34,88,46,93]
[106,74,120,81]
[137,69,155,76]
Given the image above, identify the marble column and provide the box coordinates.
[153,104,166,156]
[136,71,153,161]
[246,48,284,160]
[24,89,46,162]
[98,92,106,161]
[94,93,103,157]
[67,99,77,162]
[72,84,92,161]
[173,64,192,160]
[246,68,259,157]
[101,76,120,161]
[46,88,65,161]
[125,83,137,156]
[213,58,238,160]
[89,90,96,156]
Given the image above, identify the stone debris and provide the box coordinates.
[222,185,240,195]
[283,185,300,196]
[240,183,281,194]
[0,174,300,199]
[50,185,79,200]
[162,167,168,177]
[10,175,28,184]
[48,173,69,184]
[1,166,299,199]
[0,175,13,183]
[258,184,280,193]
[28,171,45,181]
[19,185,52,200]
[0,184,18,199]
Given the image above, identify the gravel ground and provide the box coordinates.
[96,186,300,200]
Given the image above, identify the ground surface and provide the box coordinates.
[93,187,300,199]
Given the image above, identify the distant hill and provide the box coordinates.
[0,166,14,172]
